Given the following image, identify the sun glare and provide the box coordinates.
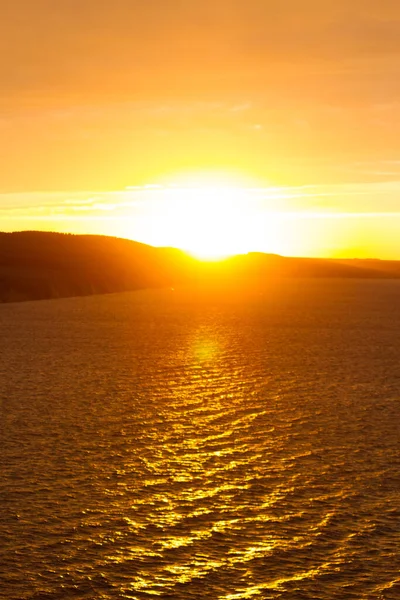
[118,172,303,258]
[174,186,249,260]
[150,173,264,260]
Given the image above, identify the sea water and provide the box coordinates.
[1,279,399,599]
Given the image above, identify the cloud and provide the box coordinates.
[2,1,400,105]
[2,180,400,220]
[1,2,400,197]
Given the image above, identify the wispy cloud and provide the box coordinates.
[2,180,400,220]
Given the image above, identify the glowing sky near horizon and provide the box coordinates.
[1,1,400,258]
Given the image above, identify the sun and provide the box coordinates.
[155,173,261,260]
[176,187,249,260]
[119,171,298,259]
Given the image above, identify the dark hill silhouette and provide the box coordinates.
[0,231,193,302]
[0,231,399,302]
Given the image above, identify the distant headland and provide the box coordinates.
[1,231,399,303]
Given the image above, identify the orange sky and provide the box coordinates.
[1,1,400,258]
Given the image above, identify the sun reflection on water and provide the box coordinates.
[3,285,400,598]
[192,335,221,364]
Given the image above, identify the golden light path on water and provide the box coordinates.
[0,282,400,599]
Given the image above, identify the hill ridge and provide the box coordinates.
[1,231,399,303]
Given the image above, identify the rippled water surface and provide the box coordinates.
[1,280,400,599]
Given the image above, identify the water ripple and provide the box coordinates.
[1,281,400,599]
